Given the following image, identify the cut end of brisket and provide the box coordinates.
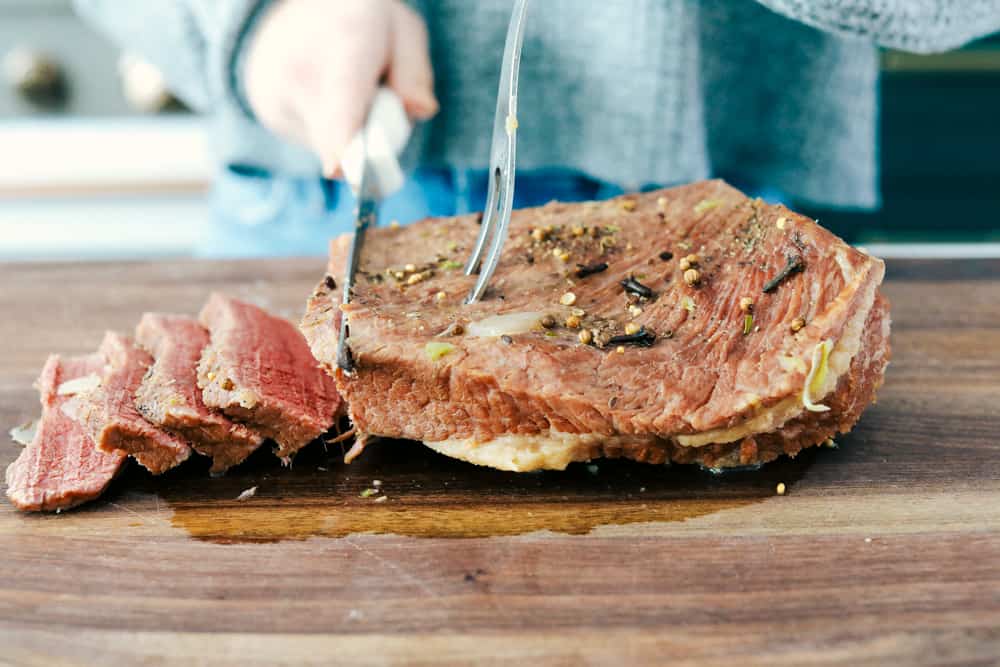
[65,331,192,474]
[135,313,264,474]
[302,179,891,471]
[198,293,341,459]
[5,354,127,512]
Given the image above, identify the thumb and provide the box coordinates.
[387,3,438,120]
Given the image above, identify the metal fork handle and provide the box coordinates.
[464,0,530,304]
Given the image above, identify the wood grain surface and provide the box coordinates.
[1,258,998,666]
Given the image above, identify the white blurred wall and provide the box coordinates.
[0,117,211,261]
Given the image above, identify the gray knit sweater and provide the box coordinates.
[75,0,1000,209]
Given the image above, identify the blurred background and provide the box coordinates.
[0,0,998,263]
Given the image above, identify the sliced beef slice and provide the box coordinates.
[6,354,127,512]
[198,293,341,460]
[302,179,890,470]
[135,313,264,474]
[66,332,191,474]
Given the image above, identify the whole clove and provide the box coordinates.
[762,255,804,293]
[607,327,657,348]
[575,262,609,279]
[621,276,654,299]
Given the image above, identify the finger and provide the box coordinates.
[387,3,438,120]
[302,61,383,179]
[270,97,311,148]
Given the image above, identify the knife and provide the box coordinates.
[336,88,410,374]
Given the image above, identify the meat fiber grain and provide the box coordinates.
[198,293,341,461]
[66,332,191,474]
[6,354,126,511]
[135,313,264,474]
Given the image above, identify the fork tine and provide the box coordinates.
[465,166,513,303]
[464,0,530,304]
[464,168,501,276]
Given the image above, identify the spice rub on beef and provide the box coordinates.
[135,314,264,474]
[302,179,890,471]
[65,332,192,474]
[198,293,341,461]
[5,354,127,512]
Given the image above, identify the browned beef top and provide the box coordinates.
[135,313,263,474]
[303,180,885,446]
[5,354,126,512]
[66,332,192,474]
[198,293,341,460]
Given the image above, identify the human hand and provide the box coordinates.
[243,0,438,177]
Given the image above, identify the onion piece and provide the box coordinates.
[802,340,832,413]
[56,373,101,396]
[466,311,546,338]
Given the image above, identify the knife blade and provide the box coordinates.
[336,88,410,374]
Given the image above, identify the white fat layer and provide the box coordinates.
[779,355,808,374]
[9,419,38,446]
[834,247,855,282]
[56,373,101,396]
[423,432,651,473]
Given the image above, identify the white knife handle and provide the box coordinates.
[340,88,411,199]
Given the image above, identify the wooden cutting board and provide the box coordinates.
[1,257,998,666]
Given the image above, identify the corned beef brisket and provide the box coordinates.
[7,296,344,512]
[135,313,264,474]
[64,332,191,474]
[302,180,890,471]
[5,179,892,514]
[5,353,127,511]
[198,293,341,461]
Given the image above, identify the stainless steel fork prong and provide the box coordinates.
[464,167,501,277]
[464,0,530,304]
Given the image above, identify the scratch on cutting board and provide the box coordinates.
[343,537,440,599]
[108,501,145,523]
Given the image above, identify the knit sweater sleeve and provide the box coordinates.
[753,0,1000,53]
[73,0,269,113]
